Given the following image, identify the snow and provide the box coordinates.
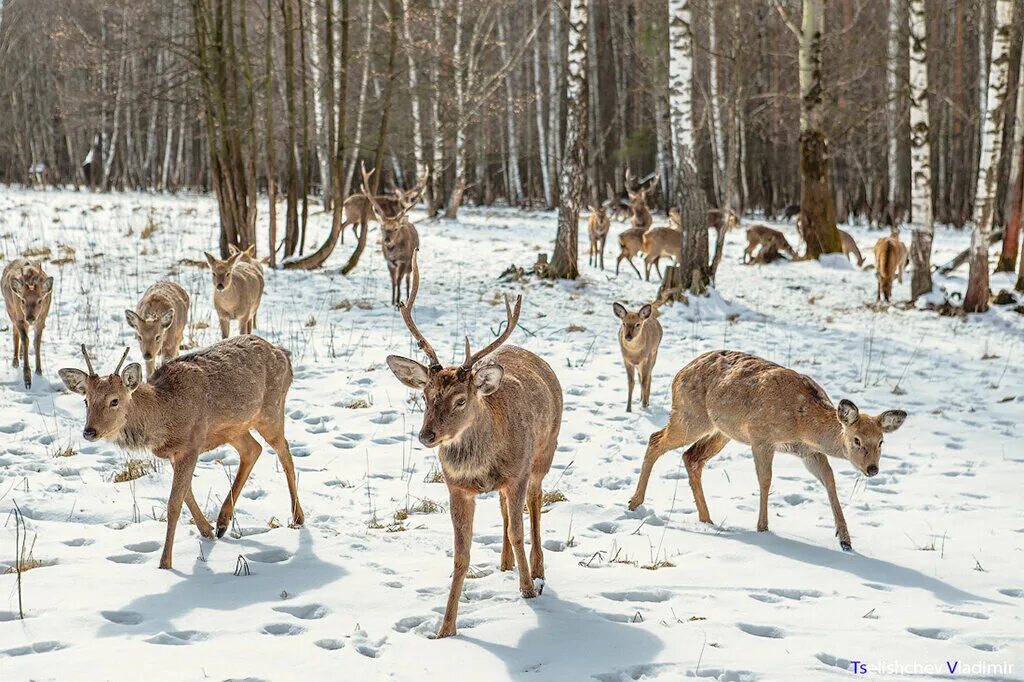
[1,188,1022,680]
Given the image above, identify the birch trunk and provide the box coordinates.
[886,0,901,224]
[547,0,587,279]
[997,51,1024,273]
[497,15,523,205]
[428,0,445,214]
[308,0,330,208]
[532,0,553,207]
[908,0,933,300]
[707,0,725,205]
[343,0,374,198]
[965,0,1013,312]
[401,0,426,179]
[444,0,466,219]
[548,0,563,206]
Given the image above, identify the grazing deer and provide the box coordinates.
[587,205,611,269]
[642,227,681,281]
[890,227,910,284]
[743,224,797,264]
[839,229,864,267]
[125,282,190,381]
[2,259,53,388]
[873,233,905,303]
[628,350,906,550]
[205,248,264,338]
[616,227,646,279]
[58,338,304,569]
[386,254,562,638]
[613,301,663,412]
[627,170,660,231]
[360,162,427,306]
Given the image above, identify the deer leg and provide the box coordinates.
[628,255,643,280]
[616,254,622,275]
[654,258,664,281]
[527,474,544,580]
[32,324,43,375]
[498,489,513,571]
[11,327,19,367]
[628,422,691,511]
[644,256,651,281]
[19,325,30,388]
[684,432,729,524]
[258,422,305,528]
[803,452,852,551]
[160,450,199,569]
[218,314,230,339]
[216,432,263,537]
[752,444,775,532]
[625,364,635,413]
[640,363,652,408]
[504,480,536,599]
[186,488,214,539]
[437,489,475,639]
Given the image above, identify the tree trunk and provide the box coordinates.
[886,0,901,224]
[908,0,933,300]
[547,0,587,280]
[444,0,467,219]
[965,0,1013,313]
[282,0,300,257]
[266,0,279,266]
[997,43,1024,273]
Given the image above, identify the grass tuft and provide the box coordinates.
[113,457,158,483]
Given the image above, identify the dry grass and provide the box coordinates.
[343,397,372,409]
[565,323,587,332]
[304,316,317,328]
[141,217,159,239]
[51,445,77,458]
[641,560,676,571]
[542,489,568,506]
[178,257,208,269]
[4,557,46,574]
[22,246,52,259]
[113,457,158,483]
[394,498,443,522]
[331,298,374,311]
[423,466,445,483]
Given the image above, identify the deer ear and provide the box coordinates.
[837,399,860,426]
[226,252,241,267]
[160,309,175,328]
[879,409,907,432]
[122,363,143,391]
[228,244,240,256]
[386,355,429,389]
[473,364,504,396]
[125,309,140,329]
[639,304,653,320]
[204,252,217,268]
[9,278,22,294]
[42,277,54,294]
[58,368,89,394]
[612,302,628,319]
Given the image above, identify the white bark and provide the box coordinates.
[343,0,374,197]
[1007,45,1024,218]
[444,0,466,217]
[908,0,931,231]
[799,0,824,132]
[886,0,901,217]
[548,0,562,199]
[429,0,444,211]
[532,0,552,207]
[974,0,1012,229]
[668,0,695,160]
[308,0,330,201]
[400,0,426,178]
[497,15,523,204]
[707,0,725,203]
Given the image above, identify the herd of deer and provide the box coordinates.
[1,175,909,639]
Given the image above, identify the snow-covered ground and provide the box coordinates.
[0,187,1022,681]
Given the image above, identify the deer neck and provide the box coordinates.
[116,384,169,452]
[804,411,848,461]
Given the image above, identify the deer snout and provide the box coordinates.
[82,427,98,441]
[143,352,153,360]
[866,464,879,477]
[418,429,438,447]
[216,283,225,291]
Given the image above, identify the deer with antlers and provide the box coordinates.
[339,172,428,246]
[359,162,427,306]
[626,169,660,232]
[2,259,53,388]
[386,253,563,638]
[58,338,304,569]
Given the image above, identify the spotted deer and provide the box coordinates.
[360,162,427,306]
[743,224,797,263]
[386,254,562,638]
[587,205,611,269]
[125,282,190,380]
[628,350,906,550]
[58,337,304,569]
[613,301,663,412]
[205,247,264,338]
[2,258,53,388]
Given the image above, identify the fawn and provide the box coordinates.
[743,224,797,263]
[613,301,663,412]
[2,259,53,388]
[205,246,264,337]
[125,281,190,380]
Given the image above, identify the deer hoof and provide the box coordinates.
[840,540,853,552]
[434,625,457,639]
[521,586,538,599]
[216,525,228,539]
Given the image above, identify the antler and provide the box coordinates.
[395,164,430,217]
[359,161,385,221]
[624,168,635,189]
[460,293,522,373]
[80,344,96,376]
[112,347,130,375]
[399,251,441,370]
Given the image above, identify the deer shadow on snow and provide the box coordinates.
[95,527,344,639]
[458,585,667,680]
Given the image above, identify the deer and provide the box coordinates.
[604,182,631,222]
[743,224,797,264]
[873,231,906,303]
[627,350,907,551]
[339,177,428,245]
[57,338,305,570]
[616,227,646,279]
[2,259,53,389]
[125,282,190,381]
[627,170,660,232]
[205,247,264,338]
[385,253,563,639]
[360,162,427,307]
[587,204,611,269]
[613,301,663,412]
[642,227,681,281]
[839,229,864,267]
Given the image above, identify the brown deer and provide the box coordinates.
[205,248,264,338]
[57,338,305,569]
[360,162,427,306]
[627,170,660,231]
[385,254,562,638]
[839,229,864,267]
[613,301,663,412]
[587,204,611,269]
[339,181,428,245]
[616,227,646,279]
[627,350,906,550]
[604,182,631,222]
[125,282,190,380]
[873,233,905,303]
[2,259,53,388]
[890,227,910,284]
[642,227,681,281]
[743,224,797,264]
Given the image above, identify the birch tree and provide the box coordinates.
[798,0,842,258]
[886,0,901,224]
[532,0,553,207]
[907,0,932,300]
[707,0,726,206]
[998,57,1024,275]
[547,0,587,280]
[964,0,1014,313]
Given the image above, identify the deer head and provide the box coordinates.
[125,308,175,362]
[8,265,53,325]
[386,252,522,448]
[361,162,428,247]
[58,346,141,441]
[835,399,906,477]
[612,302,654,343]
[205,251,243,291]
